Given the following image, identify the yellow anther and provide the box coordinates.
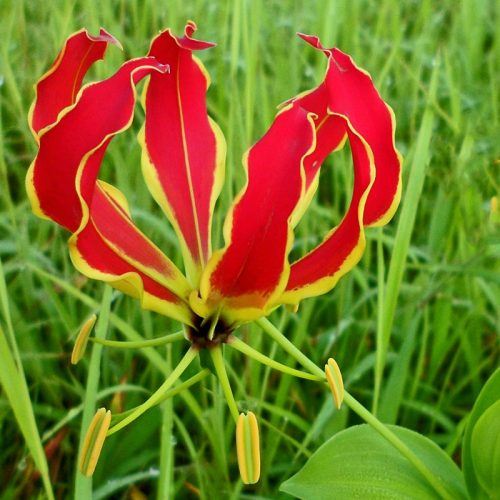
[79,408,111,477]
[325,357,344,409]
[236,411,260,484]
[71,314,97,365]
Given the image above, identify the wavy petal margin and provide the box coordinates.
[279,34,402,305]
[27,53,193,324]
[140,21,226,285]
[29,28,121,139]
[195,104,316,323]
[298,33,402,226]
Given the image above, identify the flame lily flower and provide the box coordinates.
[27,22,401,480]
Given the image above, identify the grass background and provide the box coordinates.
[0,0,498,498]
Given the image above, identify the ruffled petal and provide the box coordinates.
[140,21,225,285]
[196,104,316,323]
[297,33,402,226]
[279,34,402,305]
[282,121,375,304]
[29,28,121,138]
[27,57,193,324]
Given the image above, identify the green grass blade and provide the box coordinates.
[373,59,440,415]
[0,261,54,499]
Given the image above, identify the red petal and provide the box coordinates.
[29,57,165,231]
[197,104,316,322]
[279,34,402,304]
[72,221,192,324]
[30,28,121,137]
[298,33,402,226]
[283,123,374,303]
[141,23,225,284]
[27,57,192,323]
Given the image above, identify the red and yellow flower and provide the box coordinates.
[27,22,401,481]
[27,22,400,340]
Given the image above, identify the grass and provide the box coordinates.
[0,0,498,498]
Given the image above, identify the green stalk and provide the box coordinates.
[158,345,173,500]
[373,227,385,415]
[107,347,198,435]
[210,346,239,421]
[74,285,113,500]
[90,331,185,349]
[228,336,322,381]
[374,60,439,413]
[258,318,454,500]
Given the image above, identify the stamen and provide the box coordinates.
[79,407,111,477]
[236,411,260,484]
[71,314,97,364]
[89,330,185,349]
[107,347,198,435]
[210,346,239,421]
[325,358,344,409]
[110,369,210,426]
[228,337,323,381]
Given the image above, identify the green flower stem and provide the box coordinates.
[228,336,323,381]
[89,331,185,349]
[107,347,198,436]
[257,317,454,500]
[210,346,239,422]
[110,369,210,425]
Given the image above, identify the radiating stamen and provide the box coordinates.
[79,407,111,477]
[325,357,344,409]
[71,314,97,364]
[110,369,210,426]
[236,411,260,484]
[107,347,198,435]
[89,330,185,349]
[228,337,323,381]
[210,346,239,421]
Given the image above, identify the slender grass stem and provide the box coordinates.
[107,347,198,435]
[158,346,173,500]
[228,336,322,381]
[210,346,239,422]
[75,285,113,500]
[257,317,454,500]
[90,331,185,349]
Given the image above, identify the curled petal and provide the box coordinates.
[283,123,374,303]
[27,57,193,324]
[29,28,121,137]
[141,22,225,284]
[197,104,316,323]
[279,34,402,305]
[298,33,402,226]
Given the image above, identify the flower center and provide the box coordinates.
[186,315,234,349]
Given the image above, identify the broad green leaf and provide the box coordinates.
[462,368,500,499]
[281,424,466,499]
[470,400,500,498]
